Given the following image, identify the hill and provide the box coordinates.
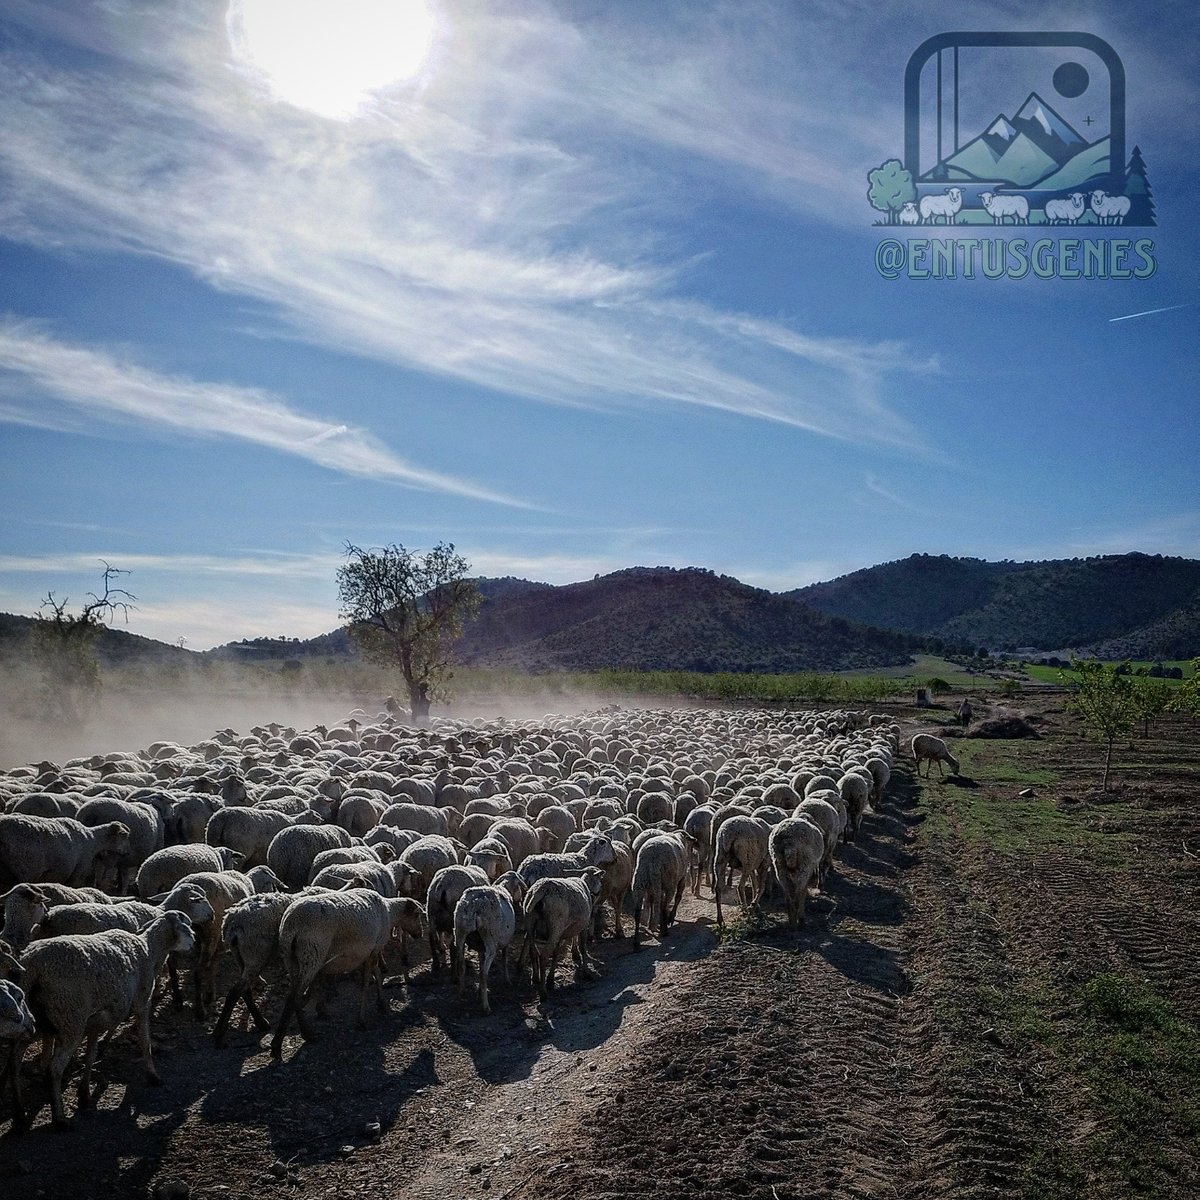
[0,612,193,667]
[790,552,1200,653]
[452,567,920,672]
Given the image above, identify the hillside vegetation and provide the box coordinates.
[792,552,1200,654]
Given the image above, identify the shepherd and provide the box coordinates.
[957,698,973,728]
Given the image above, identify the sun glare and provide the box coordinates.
[227,0,437,119]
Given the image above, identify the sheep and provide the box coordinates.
[453,884,517,1014]
[308,845,384,880]
[310,859,397,896]
[769,816,825,928]
[464,836,513,881]
[136,843,244,898]
[270,890,425,1058]
[919,186,963,225]
[837,771,872,840]
[522,868,605,1000]
[793,797,842,880]
[630,833,687,946]
[1045,192,1085,224]
[425,864,490,974]
[1090,189,1131,224]
[515,834,617,890]
[212,890,302,1047]
[171,868,283,1018]
[335,794,385,837]
[898,201,919,225]
[682,805,716,895]
[1,883,53,951]
[911,733,961,778]
[594,839,633,939]
[0,815,131,891]
[395,834,462,900]
[979,191,1030,224]
[381,802,449,837]
[0,978,36,1125]
[20,911,196,1127]
[205,805,292,868]
[166,792,222,845]
[533,805,577,852]
[76,798,163,891]
[713,815,771,926]
[266,823,353,891]
[488,818,540,868]
[30,881,214,939]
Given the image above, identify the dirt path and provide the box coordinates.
[4,702,1198,1200]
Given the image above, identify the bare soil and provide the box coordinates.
[3,696,1198,1200]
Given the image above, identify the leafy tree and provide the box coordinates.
[867,159,917,224]
[1063,659,1137,790]
[32,562,135,724]
[337,542,481,725]
[1131,676,1173,738]
[1170,660,1200,721]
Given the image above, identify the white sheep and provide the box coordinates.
[0,815,131,891]
[768,816,825,928]
[713,815,771,926]
[522,868,605,999]
[1045,192,1085,224]
[630,832,687,945]
[425,863,490,973]
[1090,189,1131,224]
[20,911,196,1127]
[919,187,963,225]
[266,823,353,891]
[1,977,36,1126]
[30,880,214,939]
[270,890,425,1058]
[453,884,517,1014]
[979,191,1030,224]
[135,843,243,898]
[898,201,920,225]
[837,771,872,840]
[911,733,961,778]
[205,805,292,868]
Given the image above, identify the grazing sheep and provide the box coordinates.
[205,806,292,868]
[516,834,617,890]
[0,978,36,1124]
[1045,192,1085,224]
[31,881,214,939]
[453,885,517,1015]
[522,868,604,1000]
[20,911,196,1127]
[0,815,131,891]
[837,772,872,840]
[979,191,1030,224]
[1090,189,1131,224]
[271,890,425,1058]
[136,843,243,898]
[911,734,961,778]
[712,815,771,926]
[76,798,163,890]
[266,824,353,891]
[630,833,687,946]
[769,817,825,928]
[212,890,301,1047]
[425,864,490,973]
[919,186,963,225]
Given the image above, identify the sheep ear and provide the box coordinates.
[146,891,170,904]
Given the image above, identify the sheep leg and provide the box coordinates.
[48,1038,76,1129]
[633,897,644,947]
[242,981,271,1031]
[213,982,246,1047]
[6,1042,29,1128]
[77,1033,100,1108]
[271,983,303,1059]
[135,1001,161,1085]
[669,878,685,927]
[610,892,625,938]
[454,939,468,998]
[479,944,495,1015]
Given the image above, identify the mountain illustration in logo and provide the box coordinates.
[932,92,1106,189]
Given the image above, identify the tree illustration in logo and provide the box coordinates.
[1124,146,1155,226]
[867,159,917,224]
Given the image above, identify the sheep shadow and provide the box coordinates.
[425,912,718,1084]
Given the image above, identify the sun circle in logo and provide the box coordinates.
[1052,61,1089,98]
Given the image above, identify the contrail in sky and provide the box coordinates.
[1109,302,1193,323]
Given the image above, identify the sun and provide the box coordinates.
[227,0,438,119]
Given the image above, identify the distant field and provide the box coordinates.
[837,653,985,688]
[1024,660,1195,687]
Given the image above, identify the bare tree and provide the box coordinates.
[336,542,481,725]
[32,561,136,723]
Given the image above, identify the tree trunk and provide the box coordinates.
[1103,737,1114,791]
[408,680,431,727]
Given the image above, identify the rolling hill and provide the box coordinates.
[790,552,1200,654]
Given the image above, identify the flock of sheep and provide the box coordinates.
[899,186,1132,225]
[0,704,916,1132]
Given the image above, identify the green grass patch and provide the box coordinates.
[1025,660,1193,687]
[1073,974,1200,1197]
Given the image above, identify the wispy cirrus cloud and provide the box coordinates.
[0,2,934,449]
[0,320,528,506]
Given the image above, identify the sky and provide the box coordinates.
[0,0,1196,649]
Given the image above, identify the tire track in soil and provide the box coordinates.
[499,776,925,1200]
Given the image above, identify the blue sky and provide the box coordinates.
[0,0,1196,649]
